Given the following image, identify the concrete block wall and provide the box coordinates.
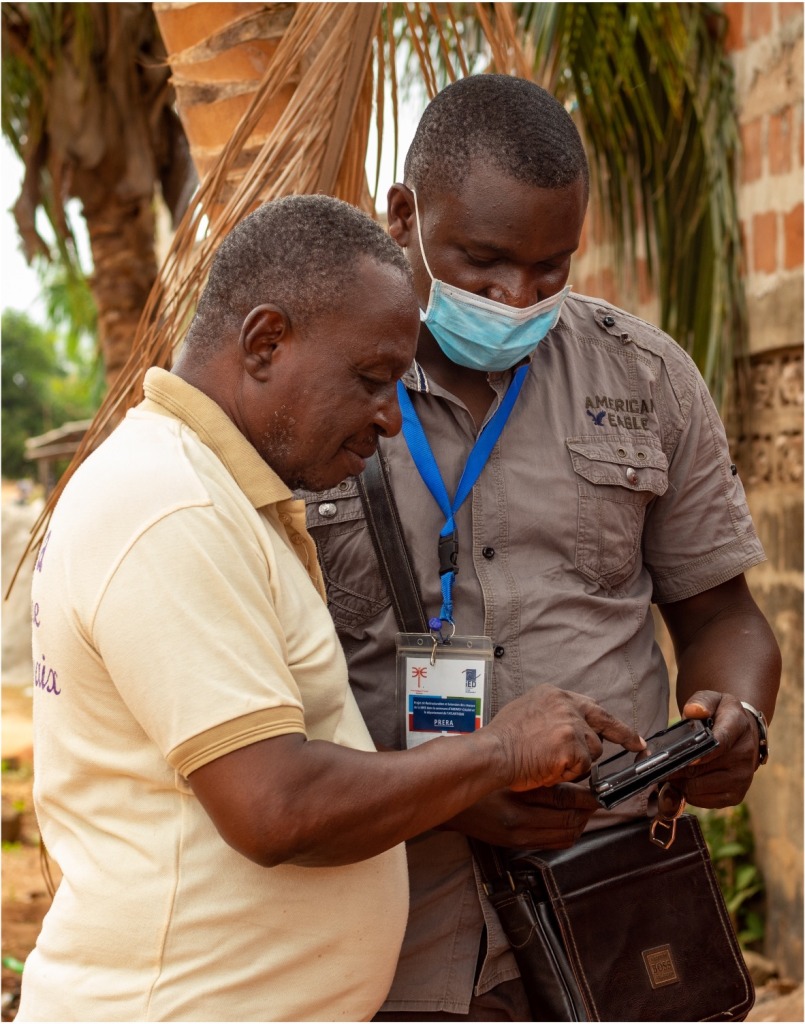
[572,3,803,980]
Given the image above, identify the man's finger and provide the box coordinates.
[681,690,722,719]
[550,783,600,811]
[583,707,646,752]
[516,783,600,811]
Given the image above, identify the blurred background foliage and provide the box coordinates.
[1,0,194,395]
[693,803,766,950]
[1,309,99,480]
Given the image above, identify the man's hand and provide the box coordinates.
[670,691,758,808]
[439,783,600,849]
[486,683,645,792]
[659,575,780,810]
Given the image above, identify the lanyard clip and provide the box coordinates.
[438,531,459,576]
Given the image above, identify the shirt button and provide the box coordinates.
[603,315,615,327]
[318,502,337,518]
[626,467,638,485]
[494,645,505,658]
[482,546,496,559]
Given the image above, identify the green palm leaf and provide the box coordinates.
[521,2,745,408]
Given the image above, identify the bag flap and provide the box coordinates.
[505,817,754,1022]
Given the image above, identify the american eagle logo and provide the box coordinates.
[587,409,607,426]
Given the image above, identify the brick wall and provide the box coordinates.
[573,3,803,980]
[728,1,804,355]
[724,2,803,982]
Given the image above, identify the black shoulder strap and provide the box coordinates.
[355,449,428,634]
[355,450,506,886]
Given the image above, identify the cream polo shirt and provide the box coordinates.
[19,368,408,1023]
[302,293,766,1015]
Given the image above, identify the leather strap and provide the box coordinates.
[470,837,518,896]
[355,450,428,634]
[355,449,503,887]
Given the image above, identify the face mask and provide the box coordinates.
[411,188,571,372]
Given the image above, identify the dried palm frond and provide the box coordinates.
[21,2,530,572]
[15,4,379,573]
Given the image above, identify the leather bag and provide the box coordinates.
[474,814,755,1022]
[357,450,754,1023]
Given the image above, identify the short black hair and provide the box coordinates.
[404,74,589,199]
[186,194,412,359]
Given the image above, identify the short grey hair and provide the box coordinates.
[186,194,412,358]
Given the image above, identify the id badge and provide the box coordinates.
[396,633,492,749]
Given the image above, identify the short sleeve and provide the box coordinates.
[643,375,765,603]
[92,504,307,770]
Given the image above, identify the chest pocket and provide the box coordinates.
[566,435,668,589]
[302,479,391,631]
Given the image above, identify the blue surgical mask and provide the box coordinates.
[411,188,571,372]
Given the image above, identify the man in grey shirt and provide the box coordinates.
[304,76,781,1020]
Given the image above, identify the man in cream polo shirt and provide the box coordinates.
[19,196,644,1023]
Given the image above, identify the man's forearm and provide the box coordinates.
[674,613,780,721]
[188,684,645,869]
[661,575,781,720]
[192,729,512,868]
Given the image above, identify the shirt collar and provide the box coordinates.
[140,367,293,509]
[401,359,431,394]
[401,357,521,399]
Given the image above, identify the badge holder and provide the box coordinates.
[397,629,492,749]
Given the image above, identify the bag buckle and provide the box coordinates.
[482,871,517,897]
[650,783,686,850]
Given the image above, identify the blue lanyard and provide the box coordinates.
[397,364,529,627]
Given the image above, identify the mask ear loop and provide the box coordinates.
[409,188,435,282]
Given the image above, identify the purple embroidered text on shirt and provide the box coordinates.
[34,653,61,695]
[35,530,52,573]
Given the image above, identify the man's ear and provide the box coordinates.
[387,184,416,247]
[239,305,290,381]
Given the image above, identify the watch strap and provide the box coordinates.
[740,701,769,766]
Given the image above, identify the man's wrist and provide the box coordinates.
[472,723,516,790]
[740,701,769,767]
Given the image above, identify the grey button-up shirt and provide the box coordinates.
[303,293,765,1015]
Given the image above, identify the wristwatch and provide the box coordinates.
[740,701,769,766]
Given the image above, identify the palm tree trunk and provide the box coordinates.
[152,2,377,214]
[152,3,297,184]
[82,194,158,390]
